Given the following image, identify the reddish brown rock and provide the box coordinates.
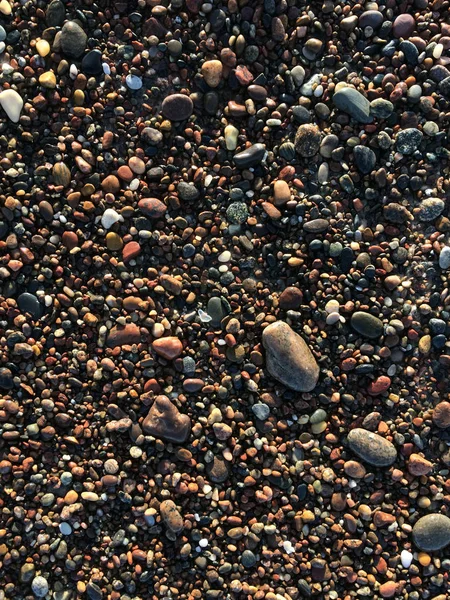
[279,287,303,310]
[379,582,397,598]
[367,376,391,395]
[61,231,79,250]
[152,337,183,360]
[160,499,184,533]
[373,511,396,528]
[143,395,191,443]
[101,174,120,194]
[123,241,141,263]
[107,324,141,347]
[138,198,167,219]
[433,402,450,429]
[407,453,433,476]
[117,165,134,181]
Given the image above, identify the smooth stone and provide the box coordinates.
[370,98,394,119]
[39,71,57,88]
[46,0,65,26]
[224,124,239,150]
[333,87,372,123]
[160,500,184,533]
[18,293,42,319]
[393,13,415,38]
[178,181,200,201]
[351,311,383,338]
[303,218,329,233]
[294,124,321,157]
[291,65,305,87]
[279,287,302,309]
[233,143,266,168]
[353,145,376,174]
[395,128,423,154]
[252,403,270,420]
[161,93,193,120]
[0,367,13,389]
[36,39,51,57]
[53,162,71,187]
[101,208,123,230]
[0,25,5,42]
[206,455,229,483]
[106,323,141,347]
[417,198,445,221]
[359,10,383,29]
[82,50,103,75]
[400,40,418,65]
[347,428,397,467]
[412,514,450,551]
[201,59,222,87]
[262,321,319,392]
[0,89,23,123]
[138,198,166,219]
[207,296,230,327]
[152,337,183,360]
[143,395,190,443]
[273,180,290,205]
[126,74,143,90]
[439,247,450,270]
[60,21,87,59]
[31,576,49,598]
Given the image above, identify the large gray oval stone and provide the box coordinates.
[351,311,383,338]
[347,428,397,467]
[262,321,319,392]
[333,87,372,123]
[412,514,450,551]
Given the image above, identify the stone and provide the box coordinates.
[417,198,445,222]
[412,514,450,551]
[347,428,397,467]
[161,94,193,120]
[234,143,266,168]
[393,14,415,38]
[138,198,167,219]
[206,455,229,483]
[294,124,321,157]
[201,60,223,87]
[252,403,270,420]
[379,582,397,598]
[106,232,123,251]
[160,500,184,533]
[39,71,57,88]
[101,174,120,194]
[107,324,141,347]
[224,125,239,150]
[31,576,49,598]
[152,337,183,360]
[122,241,141,262]
[36,39,51,57]
[351,312,383,338]
[279,287,302,309]
[384,203,412,224]
[126,75,143,90]
[262,321,319,392]
[178,182,200,201]
[60,21,88,59]
[82,50,103,75]
[303,219,329,233]
[101,208,123,229]
[273,180,290,205]
[370,98,394,119]
[207,296,231,327]
[142,395,191,443]
[359,10,383,29]
[53,162,71,187]
[18,293,42,319]
[0,367,13,389]
[0,89,23,123]
[353,145,376,174]
[46,0,65,26]
[433,401,450,429]
[226,202,249,224]
[407,453,433,476]
[395,128,423,154]
[333,87,372,123]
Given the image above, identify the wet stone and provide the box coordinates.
[412,514,450,551]
[347,428,397,467]
[351,312,383,338]
[60,21,87,59]
[82,50,103,76]
[333,87,372,123]
[233,143,266,168]
[143,395,191,443]
[18,293,42,319]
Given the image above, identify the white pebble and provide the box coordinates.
[70,64,78,79]
[218,250,231,263]
[0,89,23,122]
[198,308,212,323]
[102,62,111,75]
[326,312,340,325]
[129,178,140,191]
[0,42,5,54]
[199,538,209,548]
[126,74,143,90]
[101,208,123,230]
[325,299,340,314]
[433,43,443,59]
[401,549,413,568]
[283,540,294,554]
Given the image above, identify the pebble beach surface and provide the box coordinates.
[1,0,450,599]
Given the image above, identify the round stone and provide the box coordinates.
[31,576,49,598]
[412,514,450,551]
[351,312,383,338]
[294,124,321,157]
[161,93,193,121]
[60,21,87,59]
[347,428,397,467]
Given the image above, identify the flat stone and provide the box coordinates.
[279,286,303,309]
[347,428,397,467]
[353,145,376,174]
[122,241,141,262]
[412,514,450,551]
[393,13,415,38]
[207,296,231,327]
[0,89,23,123]
[178,182,200,201]
[262,321,319,392]
[206,455,229,483]
[433,401,450,429]
[233,143,266,168]
[303,218,329,233]
[370,98,394,119]
[60,21,87,59]
[82,50,103,75]
[161,93,193,121]
[201,60,223,87]
[333,87,372,123]
[152,336,183,360]
[273,180,290,205]
[107,323,141,347]
[46,0,65,26]
[143,395,191,443]
[0,367,13,389]
[351,311,383,338]
[160,499,184,533]
[407,453,433,476]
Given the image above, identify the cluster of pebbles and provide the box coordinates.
[1,0,450,598]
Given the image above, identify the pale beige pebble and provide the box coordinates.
[36,39,51,57]
[39,71,57,88]
[273,180,290,206]
[0,89,24,122]
[0,0,11,15]
[224,124,239,150]
[201,60,223,87]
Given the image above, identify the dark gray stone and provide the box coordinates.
[333,87,372,123]
[347,428,397,467]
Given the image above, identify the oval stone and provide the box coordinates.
[412,514,450,551]
[161,93,193,121]
[347,428,397,467]
[262,321,319,392]
[351,311,383,338]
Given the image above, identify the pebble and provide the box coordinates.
[0,89,23,122]
[412,514,450,551]
[31,576,49,598]
[60,21,87,58]
[294,124,321,157]
[417,198,445,222]
[162,94,193,120]
[333,87,372,123]
[234,143,266,168]
[160,500,184,533]
[143,395,191,443]
[350,312,383,338]
[347,428,397,467]
[262,321,319,392]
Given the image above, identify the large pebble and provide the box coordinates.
[160,500,184,533]
[162,94,193,121]
[234,143,266,168]
[0,89,23,123]
[351,311,383,338]
[417,198,445,222]
[294,124,321,157]
[412,514,450,551]
[201,60,222,87]
[60,21,87,58]
[347,428,397,467]
[333,87,372,123]
[262,321,319,392]
[143,395,190,443]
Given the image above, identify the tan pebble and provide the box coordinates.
[0,0,12,15]
[36,39,51,57]
[64,490,78,504]
[39,71,57,89]
[73,89,85,106]
[418,552,431,566]
[273,180,291,205]
[106,232,123,251]
[201,60,223,87]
